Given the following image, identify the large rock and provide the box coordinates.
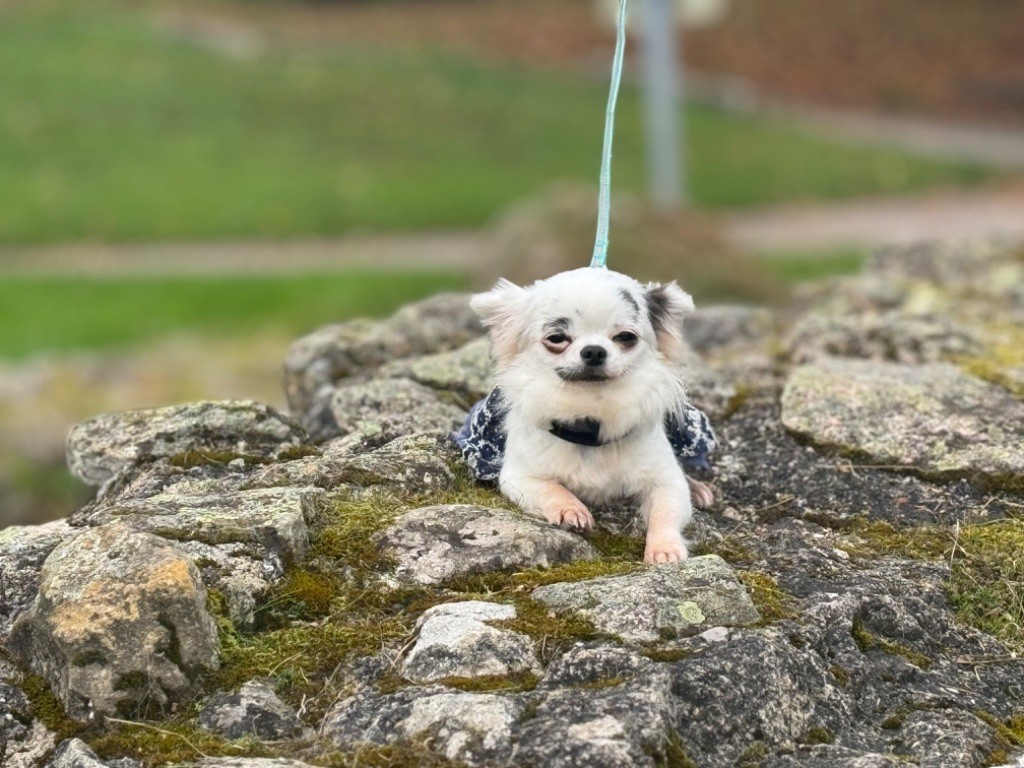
[0,520,78,642]
[377,337,492,408]
[321,687,525,765]
[9,524,219,721]
[532,556,760,643]
[43,738,129,768]
[198,679,304,741]
[379,504,598,585]
[66,401,307,487]
[401,601,540,684]
[781,357,1024,485]
[283,293,483,417]
[306,378,466,445]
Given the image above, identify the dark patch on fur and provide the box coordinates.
[545,317,572,334]
[619,289,641,317]
[646,284,672,333]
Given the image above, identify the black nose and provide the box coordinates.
[580,345,608,367]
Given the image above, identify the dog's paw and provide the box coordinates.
[643,533,689,564]
[687,477,715,510]
[541,500,594,531]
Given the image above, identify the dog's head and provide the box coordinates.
[471,268,694,399]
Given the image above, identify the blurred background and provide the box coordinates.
[2,0,1023,527]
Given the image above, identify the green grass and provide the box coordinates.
[0,271,467,358]
[0,0,996,244]
[759,247,869,284]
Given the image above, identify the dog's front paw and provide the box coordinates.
[687,477,715,510]
[643,532,689,564]
[540,499,594,532]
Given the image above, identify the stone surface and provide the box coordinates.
[44,738,111,768]
[378,337,492,408]
[198,679,304,741]
[685,305,776,356]
[310,378,465,445]
[9,523,219,721]
[4,721,57,768]
[379,504,598,585]
[782,357,1024,484]
[533,556,760,643]
[401,601,540,684]
[66,400,307,487]
[283,293,482,418]
[321,686,524,765]
[0,520,78,642]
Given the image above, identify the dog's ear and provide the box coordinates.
[645,281,694,363]
[471,278,529,366]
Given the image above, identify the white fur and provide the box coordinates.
[471,268,707,563]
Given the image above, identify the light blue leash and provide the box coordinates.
[591,0,629,270]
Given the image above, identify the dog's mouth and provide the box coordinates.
[556,368,614,383]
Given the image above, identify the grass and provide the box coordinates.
[0,270,467,359]
[0,0,996,245]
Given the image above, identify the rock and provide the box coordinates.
[9,523,219,721]
[539,644,661,689]
[900,710,996,768]
[401,601,540,684]
[66,401,307,487]
[378,337,492,408]
[781,358,1024,485]
[44,739,110,768]
[249,433,456,495]
[685,305,775,357]
[0,520,79,642]
[532,556,760,643]
[4,721,56,768]
[1,682,33,762]
[379,504,597,585]
[763,747,905,767]
[786,312,983,365]
[321,686,524,765]
[197,762,317,768]
[283,293,483,417]
[198,679,304,741]
[308,378,465,445]
[512,671,676,768]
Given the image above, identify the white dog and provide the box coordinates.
[470,267,713,563]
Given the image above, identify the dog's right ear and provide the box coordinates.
[471,278,529,367]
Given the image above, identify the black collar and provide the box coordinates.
[549,417,640,448]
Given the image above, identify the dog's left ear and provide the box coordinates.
[645,281,694,363]
[471,278,529,367]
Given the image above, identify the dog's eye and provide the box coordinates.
[613,331,639,346]
[543,333,570,352]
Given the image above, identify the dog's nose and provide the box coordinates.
[580,345,608,367]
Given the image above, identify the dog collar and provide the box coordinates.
[549,418,634,448]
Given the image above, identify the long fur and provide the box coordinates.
[472,268,705,563]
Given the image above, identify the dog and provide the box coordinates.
[470,267,713,563]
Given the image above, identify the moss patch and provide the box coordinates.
[852,618,933,669]
[18,671,81,743]
[321,742,465,768]
[947,519,1024,654]
[839,518,951,561]
[739,570,799,624]
[89,722,264,768]
[167,449,274,470]
[976,710,1024,767]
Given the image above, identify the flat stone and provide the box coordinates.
[378,337,492,408]
[401,601,540,683]
[532,556,760,643]
[781,357,1024,484]
[44,739,109,768]
[321,686,524,765]
[379,504,597,585]
[9,523,219,721]
[283,293,482,417]
[311,378,465,445]
[198,679,304,741]
[66,401,307,487]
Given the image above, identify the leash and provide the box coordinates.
[591,0,629,270]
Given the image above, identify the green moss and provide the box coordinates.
[654,730,699,768]
[693,536,757,567]
[88,722,265,767]
[18,671,81,742]
[167,449,274,469]
[829,665,851,688]
[976,710,1024,767]
[800,727,834,745]
[735,742,770,767]
[851,618,933,669]
[262,568,339,624]
[436,672,540,693]
[738,571,799,624]
[947,519,1024,655]
[276,444,323,462]
[840,519,951,561]
[500,597,609,664]
[956,324,1024,400]
[643,647,693,663]
[322,742,465,768]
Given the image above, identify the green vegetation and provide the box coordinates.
[759,248,868,284]
[0,0,995,244]
[0,271,467,359]
[947,519,1024,655]
[851,616,933,669]
[738,570,800,624]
